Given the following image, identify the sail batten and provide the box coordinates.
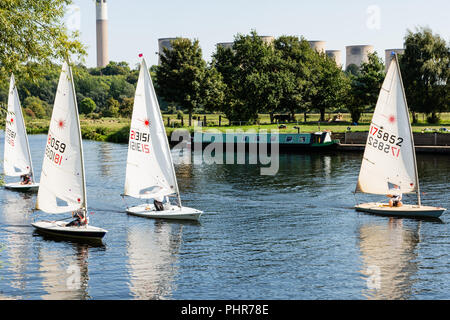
[3,74,34,178]
[124,58,179,202]
[36,62,86,214]
[355,54,418,196]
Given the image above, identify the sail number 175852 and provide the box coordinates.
[368,124,403,158]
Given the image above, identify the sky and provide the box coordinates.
[68,0,450,68]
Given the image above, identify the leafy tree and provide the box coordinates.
[23,96,48,118]
[79,97,96,114]
[100,61,131,76]
[0,0,85,78]
[273,36,317,122]
[201,65,226,114]
[347,52,385,123]
[102,97,120,117]
[212,30,282,123]
[309,53,350,122]
[119,97,134,118]
[108,76,135,102]
[400,27,450,123]
[156,38,207,126]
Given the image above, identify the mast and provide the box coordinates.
[394,53,421,206]
[67,61,88,214]
[12,74,35,181]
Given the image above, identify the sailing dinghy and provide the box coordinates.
[31,62,107,239]
[354,53,446,218]
[3,74,39,191]
[123,57,203,221]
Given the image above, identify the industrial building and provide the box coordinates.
[95,0,109,67]
[308,41,326,53]
[158,38,178,64]
[385,49,405,71]
[326,50,342,66]
[345,45,374,69]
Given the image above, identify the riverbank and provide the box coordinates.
[2,114,449,144]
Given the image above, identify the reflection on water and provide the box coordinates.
[1,192,34,297]
[0,133,449,299]
[127,221,182,299]
[36,243,90,300]
[358,218,420,299]
[98,143,113,177]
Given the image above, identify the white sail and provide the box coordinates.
[356,54,418,195]
[3,74,34,177]
[124,58,179,200]
[36,62,86,213]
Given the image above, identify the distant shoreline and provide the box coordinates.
[1,115,448,144]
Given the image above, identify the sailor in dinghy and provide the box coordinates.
[3,74,39,192]
[31,61,107,240]
[122,55,203,221]
[354,53,446,218]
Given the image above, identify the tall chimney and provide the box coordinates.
[96,0,109,67]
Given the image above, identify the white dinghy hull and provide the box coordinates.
[31,221,107,240]
[126,204,203,221]
[4,182,39,192]
[355,202,446,218]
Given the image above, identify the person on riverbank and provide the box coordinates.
[387,185,403,207]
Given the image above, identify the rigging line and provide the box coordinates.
[353,191,359,206]
[362,157,375,165]
[120,194,129,209]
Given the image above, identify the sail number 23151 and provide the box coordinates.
[45,134,66,166]
[129,130,150,154]
[368,124,403,158]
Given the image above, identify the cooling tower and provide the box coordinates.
[96,0,109,67]
[217,42,234,50]
[385,49,405,71]
[308,41,326,53]
[345,45,374,69]
[259,36,275,45]
[158,38,177,65]
[326,50,342,66]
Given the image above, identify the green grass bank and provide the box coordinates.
[1,113,449,144]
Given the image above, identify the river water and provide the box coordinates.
[0,134,449,300]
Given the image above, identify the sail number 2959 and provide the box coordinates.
[368,125,403,158]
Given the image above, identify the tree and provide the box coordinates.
[23,96,48,118]
[273,36,317,122]
[347,52,385,123]
[102,97,120,117]
[201,65,226,114]
[0,0,85,78]
[309,53,350,122]
[79,97,96,114]
[155,38,207,126]
[212,30,281,123]
[119,97,134,118]
[400,27,450,123]
[108,76,135,102]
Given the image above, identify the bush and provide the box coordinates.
[101,98,120,117]
[177,110,184,120]
[23,96,48,118]
[79,97,97,114]
[427,113,440,124]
